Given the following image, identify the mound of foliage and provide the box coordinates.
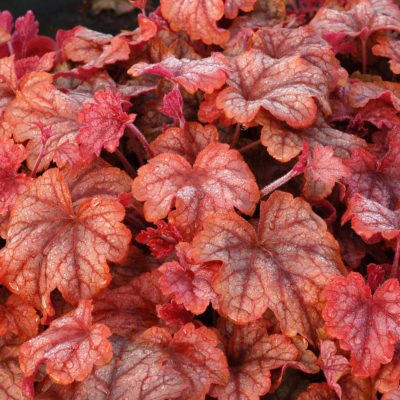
[0,0,400,398]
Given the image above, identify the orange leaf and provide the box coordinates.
[160,0,230,45]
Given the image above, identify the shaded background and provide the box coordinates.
[0,0,141,35]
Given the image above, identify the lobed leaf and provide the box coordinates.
[193,191,345,342]
[323,272,400,377]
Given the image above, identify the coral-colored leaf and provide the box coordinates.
[0,295,39,340]
[128,53,229,94]
[323,272,400,377]
[376,344,400,394]
[320,340,350,398]
[383,389,400,400]
[224,0,258,19]
[349,75,400,111]
[0,55,17,113]
[136,220,183,259]
[19,300,112,386]
[251,25,347,90]
[373,35,400,74]
[77,89,135,161]
[303,145,350,201]
[159,242,220,314]
[343,194,400,241]
[3,72,83,171]
[211,319,298,399]
[0,344,27,400]
[216,49,330,128]
[193,191,345,341]
[0,137,31,216]
[160,0,230,45]
[310,0,400,39]
[156,300,194,325]
[151,122,219,164]
[62,26,130,68]
[0,168,131,315]
[260,113,366,162]
[132,143,259,236]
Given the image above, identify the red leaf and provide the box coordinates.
[160,0,230,45]
[77,89,135,161]
[210,320,298,399]
[251,25,347,90]
[323,272,400,377]
[156,301,194,325]
[159,242,220,314]
[128,53,230,94]
[310,0,400,40]
[4,72,84,172]
[0,137,32,216]
[132,143,259,236]
[342,147,400,209]
[193,191,345,341]
[62,26,130,68]
[136,220,183,259]
[367,263,392,292]
[0,168,131,315]
[303,145,350,201]
[151,121,219,164]
[216,49,330,128]
[159,84,185,128]
[11,11,39,59]
[259,113,367,162]
[0,294,39,341]
[373,34,400,74]
[383,389,400,400]
[342,194,400,241]
[376,344,400,394]
[319,340,350,398]
[224,0,258,19]
[19,300,112,386]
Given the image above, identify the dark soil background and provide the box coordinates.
[0,0,142,35]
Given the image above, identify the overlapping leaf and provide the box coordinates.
[77,89,135,161]
[373,35,400,74]
[251,25,347,90]
[160,0,230,45]
[151,122,219,163]
[0,167,131,315]
[128,53,230,94]
[3,72,84,171]
[211,319,298,399]
[216,49,330,128]
[132,143,259,236]
[19,300,112,386]
[323,272,400,377]
[193,191,345,341]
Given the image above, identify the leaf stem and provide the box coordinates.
[260,167,301,197]
[126,123,155,158]
[391,235,400,279]
[360,36,368,74]
[231,124,241,148]
[239,140,261,153]
[114,149,137,177]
